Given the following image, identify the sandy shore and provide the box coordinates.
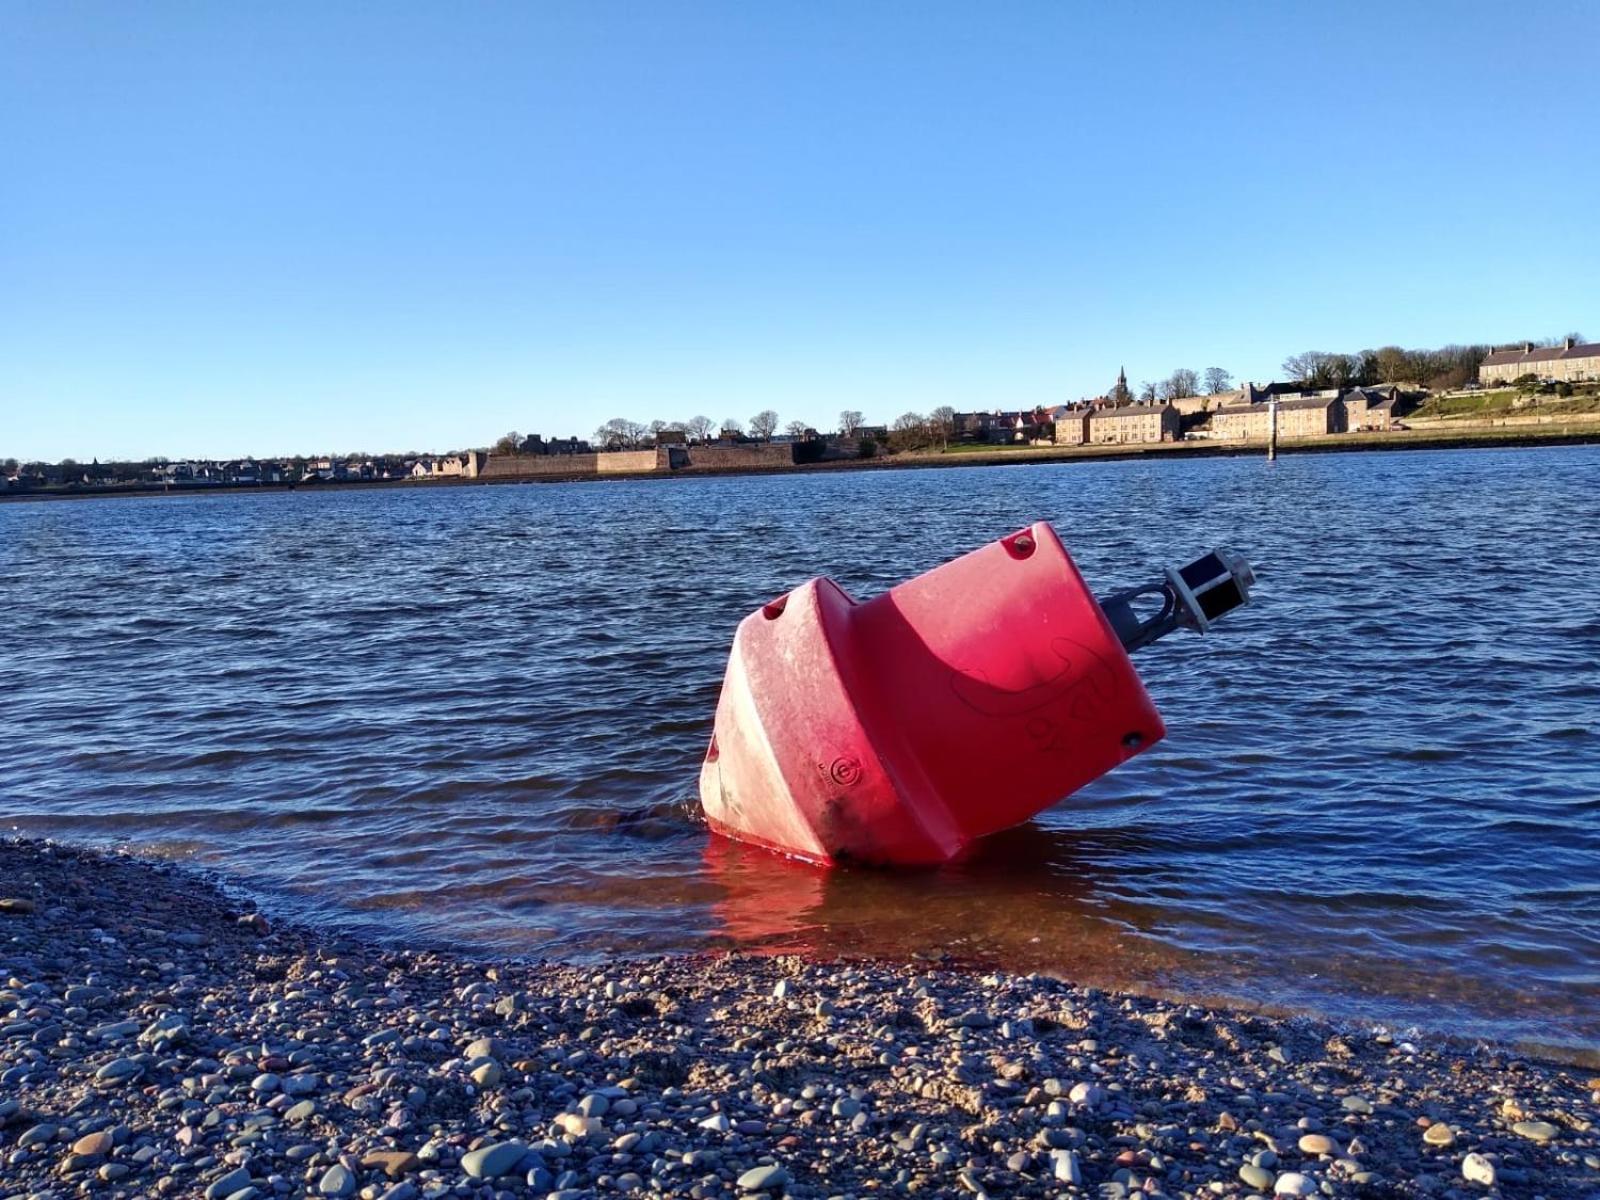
[1,840,1597,1200]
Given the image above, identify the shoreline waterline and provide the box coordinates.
[3,837,1599,1199]
[13,833,1600,1073]
[5,423,1600,503]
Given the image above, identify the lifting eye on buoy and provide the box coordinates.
[1096,549,1256,653]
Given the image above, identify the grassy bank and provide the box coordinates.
[1410,388,1600,421]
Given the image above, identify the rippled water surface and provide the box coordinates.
[3,448,1598,1058]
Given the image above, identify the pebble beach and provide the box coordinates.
[2,839,1598,1200]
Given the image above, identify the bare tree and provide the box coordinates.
[686,415,714,443]
[1282,351,1338,387]
[1373,346,1409,383]
[1138,381,1157,403]
[749,409,780,441]
[838,409,864,436]
[593,418,649,450]
[1165,368,1200,399]
[493,431,522,455]
[720,418,744,438]
[784,420,810,439]
[928,405,956,449]
[648,419,668,437]
[1203,367,1233,395]
[890,411,930,452]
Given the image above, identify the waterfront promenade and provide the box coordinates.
[3,838,1598,1200]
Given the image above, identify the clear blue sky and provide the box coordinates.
[4,1,1596,461]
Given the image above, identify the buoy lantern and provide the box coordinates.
[699,521,1253,866]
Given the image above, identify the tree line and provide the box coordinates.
[494,410,813,454]
[1120,367,1234,405]
[494,408,898,454]
[1278,333,1584,393]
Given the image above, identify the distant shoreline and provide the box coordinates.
[6,422,1598,502]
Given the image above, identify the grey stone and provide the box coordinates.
[1052,1149,1082,1184]
[1068,1082,1105,1106]
[205,1167,254,1200]
[17,1124,56,1149]
[318,1163,356,1196]
[94,1057,142,1083]
[1511,1120,1559,1143]
[461,1140,526,1179]
[738,1164,789,1192]
[92,1019,141,1040]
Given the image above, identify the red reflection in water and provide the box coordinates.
[699,823,1184,984]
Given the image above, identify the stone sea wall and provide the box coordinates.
[678,445,797,471]
[478,450,660,480]
[480,444,799,480]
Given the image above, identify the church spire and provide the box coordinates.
[1112,365,1130,405]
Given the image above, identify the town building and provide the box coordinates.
[1086,403,1181,445]
[410,455,465,478]
[1478,338,1600,385]
[517,435,592,455]
[1210,395,1346,439]
[1053,409,1090,446]
[1365,394,1404,430]
[1341,386,1400,431]
[952,410,1049,443]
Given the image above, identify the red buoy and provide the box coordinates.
[699,522,1251,866]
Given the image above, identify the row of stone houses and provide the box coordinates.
[1038,382,1412,448]
[1053,403,1183,446]
[1210,395,1344,439]
[1478,337,1600,385]
[1209,385,1406,439]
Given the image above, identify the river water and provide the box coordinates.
[2,447,1597,1060]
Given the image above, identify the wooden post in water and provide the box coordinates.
[1267,395,1279,461]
